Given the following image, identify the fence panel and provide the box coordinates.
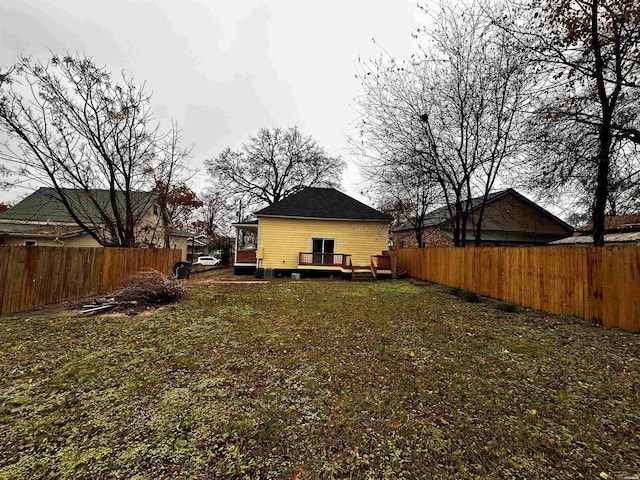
[397,246,640,333]
[0,246,182,316]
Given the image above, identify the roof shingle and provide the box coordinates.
[0,187,157,224]
[254,188,392,221]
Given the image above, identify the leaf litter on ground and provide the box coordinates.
[0,279,638,479]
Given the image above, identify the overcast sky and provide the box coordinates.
[0,0,424,203]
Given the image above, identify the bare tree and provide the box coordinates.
[365,153,440,248]
[354,1,533,246]
[191,188,232,238]
[206,126,346,209]
[151,122,199,247]
[0,53,174,247]
[190,188,235,264]
[0,159,11,191]
[507,0,640,245]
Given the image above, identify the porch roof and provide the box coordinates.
[232,220,258,230]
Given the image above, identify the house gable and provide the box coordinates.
[391,189,573,247]
[468,191,573,235]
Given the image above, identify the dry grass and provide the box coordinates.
[1,279,638,479]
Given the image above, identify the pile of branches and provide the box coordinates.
[115,269,187,307]
[77,269,186,316]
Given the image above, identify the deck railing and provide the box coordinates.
[236,249,257,263]
[299,252,352,268]
[371,255,391,270]
[371,255,391,279]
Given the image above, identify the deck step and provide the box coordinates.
[352,271,375,281]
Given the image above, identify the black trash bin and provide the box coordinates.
[173,261,192,280]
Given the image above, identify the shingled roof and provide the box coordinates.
[0,187,157,224]
[577,214,640,233]
[254,188,392,221]
[393,188,573,232]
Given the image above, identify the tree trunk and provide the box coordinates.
[590,0,613,248]
[414,220,425,248]
[474,208,484,247]
[592,126,612,247]
[452,199,463,247]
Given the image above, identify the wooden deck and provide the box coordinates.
[298,252,393,279]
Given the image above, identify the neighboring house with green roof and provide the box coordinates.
[0,187,195,260]
[392,188,574,248]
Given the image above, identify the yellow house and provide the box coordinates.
[233,188,392,279]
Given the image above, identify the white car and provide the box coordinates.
[192,256,220,267]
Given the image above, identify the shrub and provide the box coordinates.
[459,290,480,303]
[496,301,518,313]
[449,287,480,303]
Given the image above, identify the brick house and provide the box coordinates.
[392,188,574,248]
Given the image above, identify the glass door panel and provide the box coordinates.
[312,238,335,264]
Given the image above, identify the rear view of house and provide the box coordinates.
[233,188,392,279]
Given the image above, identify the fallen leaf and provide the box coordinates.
[541,438,555,450]
[508,459,522,468]
[599,473,609,479]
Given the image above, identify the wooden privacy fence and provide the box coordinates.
[397,246,640,333]
[0,246,183,316]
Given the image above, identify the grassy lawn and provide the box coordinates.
[1,279,639,479]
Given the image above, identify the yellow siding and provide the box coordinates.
[258,217,389,269]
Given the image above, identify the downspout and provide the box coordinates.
[234,227,239,265]
[256,218,261,269]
